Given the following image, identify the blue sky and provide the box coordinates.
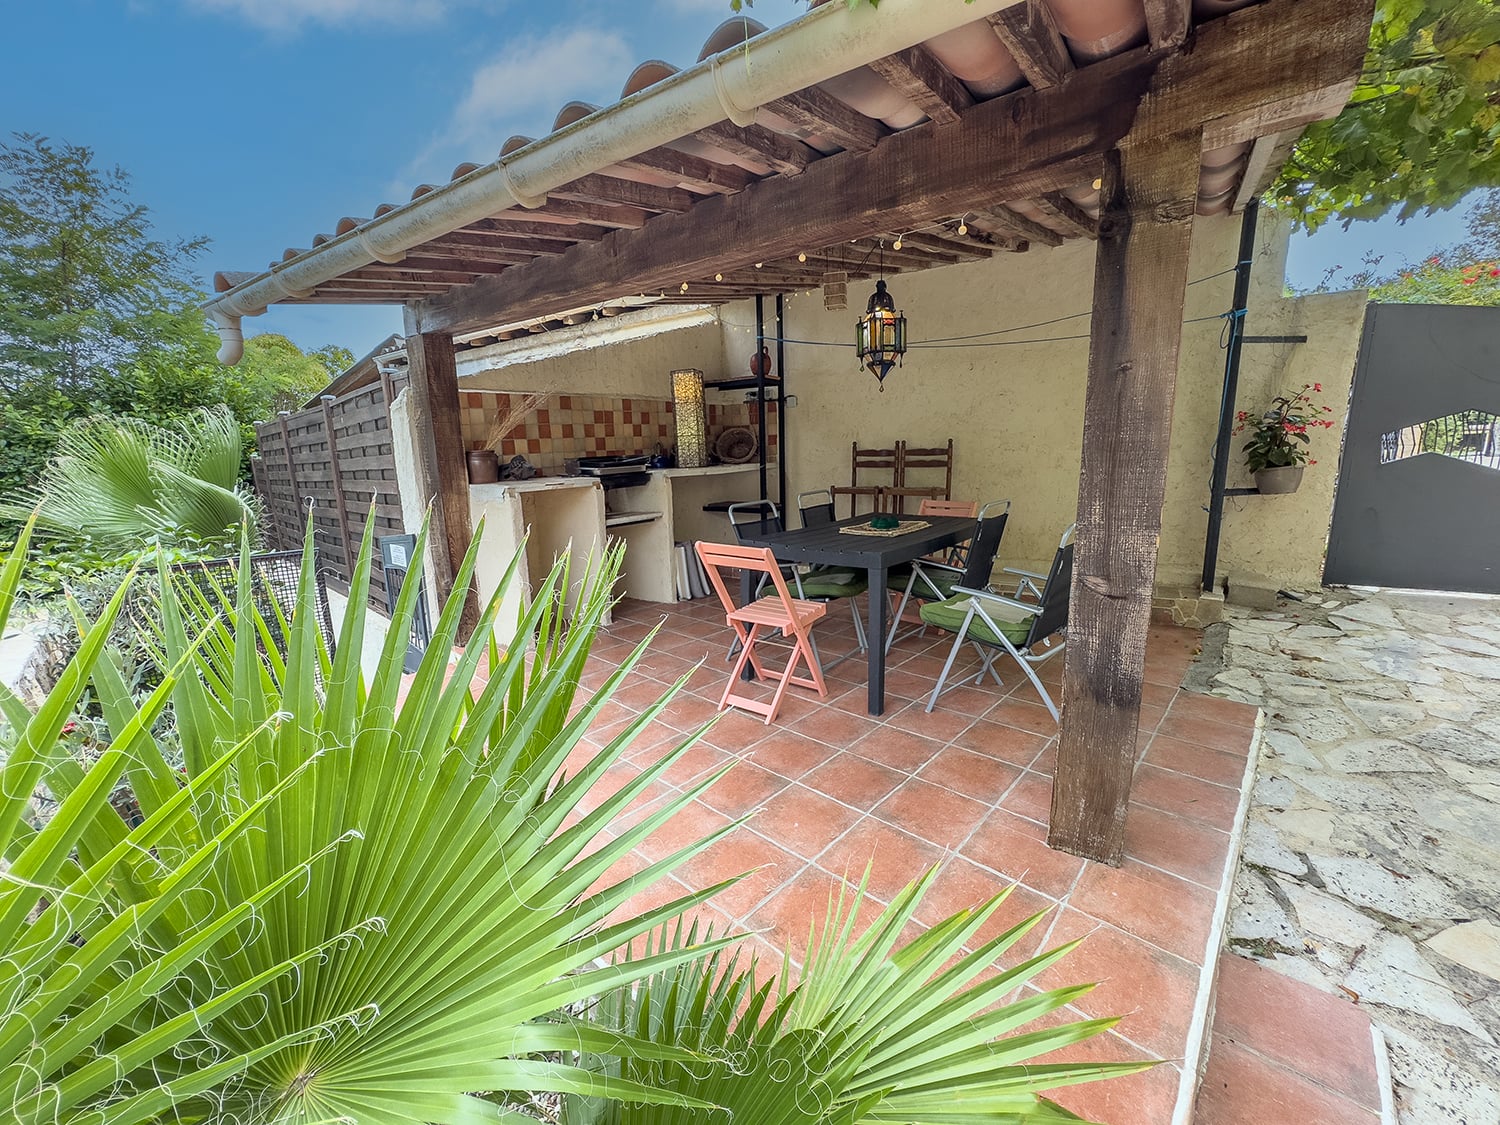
[1,0,1479,358]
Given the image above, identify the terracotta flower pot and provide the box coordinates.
[1253,465,1304,494]
[749,346,773,379]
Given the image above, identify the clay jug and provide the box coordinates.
[749,346,773,379]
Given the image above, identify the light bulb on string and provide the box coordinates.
[715,272,723,282]
[892,235,903,250]
[797,251,807,262]
[957,217,969,236]
[755,262,763,269]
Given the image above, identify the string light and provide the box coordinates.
[957,217,969,236]
[1092,177,1103,189]
[715,272,723,281]
[797,251,807,262]
[892,235,903,250]
[755,262,764,269]
[680,281,690,293]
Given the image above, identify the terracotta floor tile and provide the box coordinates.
[752,784,863,860]
[985,697,1059,736]
[1157,710,1256,757]
[913,859,1058,962]
[1123,804,1233,888]
[633,798,734,865]
[742,729,834,779]
[1212,954,1382,1109]
[794,704,883,748]
[874,778,989,849]
[1070,861,1215,964]
[917,745,1023,803]
[1131,764,1242,829]
[1028,742,1058,777]
[698,708,779,753]
[1040,1030,1181,1125]
[697,760,791,818]
[966,808,1087,900]
[815,816,946,900]
[1144,733,1251,788]
[962,719,1052,768]
[926,681,1003,718]
[1195,1036,1380,1125]
[802,752,907,810]
[1142,680,1179,711]
[882,701,979,743]
[997,770,1054,825]
[674,823,806,921]
[743,864,863,965]
[644,740,731,791]
[658,689,729,733]
[609,677,677,712]
[847,726,947,772]
[1168,690,1259,729]
[1039,908,1200,1057]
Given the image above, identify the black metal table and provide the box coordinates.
[736,514,977,715]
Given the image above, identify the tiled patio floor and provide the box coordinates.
[570,596,1261,1125]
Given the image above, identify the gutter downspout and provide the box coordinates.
[203,0,1025,363]
[1201,197,1260,593]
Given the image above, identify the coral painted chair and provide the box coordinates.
[695,541,829,724]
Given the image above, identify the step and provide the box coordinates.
[1194,953,1392,1124]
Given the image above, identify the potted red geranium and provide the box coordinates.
[1235,383,1337,494]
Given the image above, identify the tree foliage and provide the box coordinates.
[1315,186,1500,302]
[0,133,344,496]
[1273,0,1500,230]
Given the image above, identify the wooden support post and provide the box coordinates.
[1048,131,1203,864]
[320,394,357,583]
[403,328,480,640]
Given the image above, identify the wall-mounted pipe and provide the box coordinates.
[204,0,1027,362]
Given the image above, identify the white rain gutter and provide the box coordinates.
[204,0,1024,363]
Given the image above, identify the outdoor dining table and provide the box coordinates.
[735,513,977,716]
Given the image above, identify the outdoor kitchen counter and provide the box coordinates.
[610,464,768,603]
[469,476,607,646]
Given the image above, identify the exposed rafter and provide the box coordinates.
[769,86,887,153]
[988,1,1075,90]
[969,207,1066,248]
[1144,0,1194,52]
[1032,193,1099,239]
[867,44,975,126]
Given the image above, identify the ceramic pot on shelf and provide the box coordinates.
[1253,465,1303,494]
[749,346,773,379]
[466,449,500,484]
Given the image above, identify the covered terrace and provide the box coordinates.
[209,0,1372,866]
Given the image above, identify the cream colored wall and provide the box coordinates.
[717,210,1364,592]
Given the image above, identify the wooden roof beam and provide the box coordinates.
[969,207,1066,247]
[988,2,1075,91]
[1032,193,1099,239]
[696,122,817,177]
[548,174,697,213]
[412,0,1375,338]
[528,197,652,229]
[471,217,610,241]
[615,147,756,194]
[1144,0,1193,52]
[867,45,975,126]
[1232,130,1296,212]
[899,231,994,258]
[769,86,887,153]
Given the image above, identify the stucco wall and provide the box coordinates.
[714,211,1363,592]
[450,210,1365,596]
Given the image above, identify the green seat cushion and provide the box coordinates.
[886,567,962,599]
[919,594,1033,647]
[797,570,868,599]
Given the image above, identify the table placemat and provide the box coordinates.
[838,519,931,537]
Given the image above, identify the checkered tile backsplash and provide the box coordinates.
[460,391,778,476]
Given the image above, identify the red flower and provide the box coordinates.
[60,721,78,736]
[1492,268,1499,278]
[1313,383,1323,392]
[1463,277,1477,285]
[1308,460,1318,466]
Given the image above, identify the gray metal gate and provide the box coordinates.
[1325,303,1500,593]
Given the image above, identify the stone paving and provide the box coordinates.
[1193,588,1500,1123]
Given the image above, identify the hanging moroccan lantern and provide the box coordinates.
[855,279,907,390]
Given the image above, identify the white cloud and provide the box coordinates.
[449,28,636,146]
[185,0,455,32]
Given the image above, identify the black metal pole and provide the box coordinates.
[775,292,788,511]
[1201,197,1260,592]
[755,294,768,503]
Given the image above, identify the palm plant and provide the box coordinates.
[1,512,741,1122]
[0,405,257,552]
[563,871,1153,1125]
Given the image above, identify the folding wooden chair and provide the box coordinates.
[830,441,899,517]
[695,541,830,724]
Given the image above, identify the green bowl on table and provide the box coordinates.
[869,515,900,531]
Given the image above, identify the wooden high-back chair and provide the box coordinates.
[886,439,955,514]
[830,441,899,517]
